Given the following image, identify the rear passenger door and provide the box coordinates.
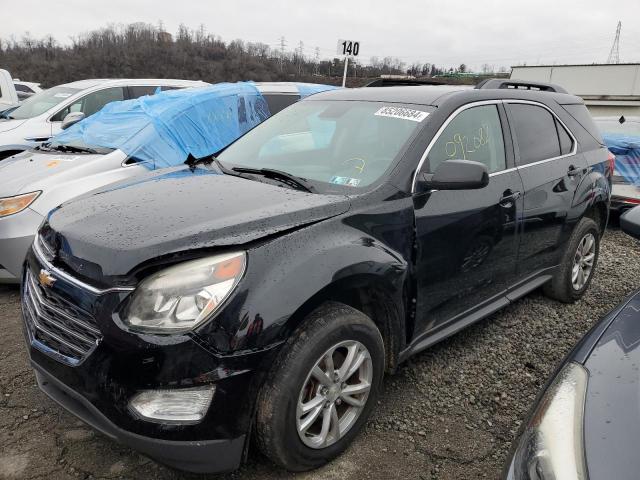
[505,101,587,276]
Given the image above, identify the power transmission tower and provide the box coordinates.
[279,36,287,71]
[314,47,320,75]
[607,21,621,64]
[297,41,304,76]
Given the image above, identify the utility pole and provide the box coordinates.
[607,21,622,64]
[279,36,287,71]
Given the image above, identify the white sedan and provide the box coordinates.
[0,78,208,160]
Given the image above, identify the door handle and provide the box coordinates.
[567,165,582,177]
[499,190,521,207]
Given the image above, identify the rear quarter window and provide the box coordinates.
[562,104,603,143]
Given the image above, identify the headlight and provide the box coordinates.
[123,252,246,333]
[0,191,41,218]
[508,362,588,480]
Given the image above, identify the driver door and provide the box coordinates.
[412,102,524,336]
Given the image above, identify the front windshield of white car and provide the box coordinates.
[218,100,432,192]
[8,86,81,120]
[595,117,640,136]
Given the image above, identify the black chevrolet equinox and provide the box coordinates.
[21,80,612,473]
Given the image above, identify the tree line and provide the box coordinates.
[0,23,473,88]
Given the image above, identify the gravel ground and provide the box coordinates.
[1,228,639,480]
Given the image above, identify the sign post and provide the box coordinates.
[336,39,361,87]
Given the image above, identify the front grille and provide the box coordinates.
[22,269,102,365]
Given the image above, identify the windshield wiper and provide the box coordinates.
[231,167,316,193]
[186,153,240,175]
[50,144,99,154]
[186,153,256,180]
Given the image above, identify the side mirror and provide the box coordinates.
[61,112,85,130]
[621,206,640,239]
[417,159,489,192]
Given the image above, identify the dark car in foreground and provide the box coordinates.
[21,80,611,473]
[505,205,640,480]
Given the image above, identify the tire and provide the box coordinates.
[255,301,385,471]
[544,217,600,303]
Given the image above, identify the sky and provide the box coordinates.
[3,0,640,71]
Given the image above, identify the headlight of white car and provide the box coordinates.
[123,252,246,333]
[0,191,41,218]
[508,362,588,480]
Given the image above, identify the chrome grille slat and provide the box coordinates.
[22,269,103,363]
[23,291,87,355]
[26,272,100,336]
[24,284,95,347]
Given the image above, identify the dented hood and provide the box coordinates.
[45,165,350,279]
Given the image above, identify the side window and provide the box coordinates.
[556,119,574,155]
[263,94,300,115]
[51,87,125,121]
[563,104,603,143]
[427,104,506,174]
[509,103,561,166]
[14,84,31,93]
[129,86,160,98]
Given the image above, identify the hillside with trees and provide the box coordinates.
[0,23,484,87]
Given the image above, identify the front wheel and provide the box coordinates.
[544,217,600,303]
[255,302,384,471]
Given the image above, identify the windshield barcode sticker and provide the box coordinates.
[375,106,429,122]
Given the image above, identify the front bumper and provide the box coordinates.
[21,247,279,473]
[0,207,42,282]
[34,365,245,473]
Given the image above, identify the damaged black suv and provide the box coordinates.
[22,80,611,473]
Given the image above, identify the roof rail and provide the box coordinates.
[365,78,446,87]
[475,78,568,94]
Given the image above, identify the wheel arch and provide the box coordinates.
[583,199,609,236]
[282,274,407,373]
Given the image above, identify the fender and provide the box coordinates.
[195,201,415,359]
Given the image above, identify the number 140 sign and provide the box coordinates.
[337,39,361,57]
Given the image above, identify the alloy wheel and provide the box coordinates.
[296,340,373,449]
[572,232,596,290]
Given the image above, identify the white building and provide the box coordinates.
[510,64,640,117]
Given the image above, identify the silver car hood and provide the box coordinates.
[0,149,147,216]
[0,118,27,133]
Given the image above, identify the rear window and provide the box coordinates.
[129,86,160,98]
[264,94,300,115]
[563,104,603,143]
[14,84,33,93]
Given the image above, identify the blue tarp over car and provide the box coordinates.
[52,82,337,170]
[603,134,640,186]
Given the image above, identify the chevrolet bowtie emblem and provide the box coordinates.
[38,269,56,288]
